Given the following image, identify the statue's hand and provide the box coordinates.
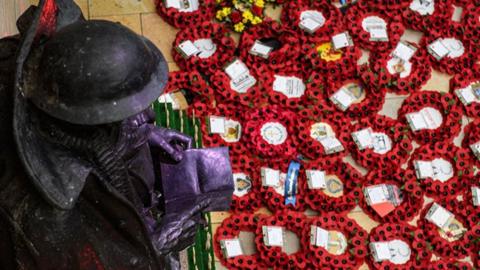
[148,127,193,163]
[153,200,208,255]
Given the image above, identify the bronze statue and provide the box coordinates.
[0,0,233,269]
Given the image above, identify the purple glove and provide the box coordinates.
[148,127,192,163]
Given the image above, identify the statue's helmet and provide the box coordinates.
[22,20,168,125]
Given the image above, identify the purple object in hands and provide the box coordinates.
[160,147,234,214]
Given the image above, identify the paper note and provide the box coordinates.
[365,185,389,204]
[428,39,450,60]
[319,137,344,154]
[332,32,353,50]
[177,40,200,58]
[311,226,329,248]
[306,170,326,189]
[273,75,306,98]
[330,88,356,111]
[263,226,284,247]
[351,128,374,150]
[208,116,226,134]
[455,86,477,105]
[225,59,249,80]
[261,167,280,187]
[220,239,244,258]
[426,203,453,229]
[369,27,389,42]
[249,40,273,59]
[392,42,417,62]
[414,160,434,179]
[370,242,392,262]
[299,10,326,34]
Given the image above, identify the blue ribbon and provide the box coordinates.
[284,160,301,206]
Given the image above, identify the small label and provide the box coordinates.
[372,132,392,154]
[414,159,453,182]
[331,32,354,50]
[233,173,252,197]
[263,226,284,247]
[364,184,403,217]
[225,59,257,94]
[330,88,356,111]
[428,39,450,60]
[311,226,329,248]
[177,40,200,58]
[306,170,326,189]
[409,0,434,15]
[299,10,326,34]
[370,240,411,264]
[310,226,348,255]
[361,16,388,42]
[220,238,244,258]
[261,167,280,187]
[406,107,443,131]
[193,38,217,58]
[351,128,374,150]
[455,84,480,106]
[428,38,464,60]
[370,242,392,262]
[220,119,242,143]
[426,203,453,229]
[260,122,288,145]
[472,186,480,206]
[369,27,389,42]
[319,137,345,154]
[391,42,417,62]
[165,0,199,12]
[272,75,306,98]
[208,116,226,134]
[249,40,273,59]
[470,141,480,161]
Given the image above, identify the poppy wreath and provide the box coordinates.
[358,169,424,224]
[398,91,462,145]
[303,159,363,214]
[172,22,236,76]
[255,211,309,269]
[295,111,350,161]
[229,155,263,213]
[164,70,216,118]
[366,42,431,95]
[243,105,298,160]
[262,66,310,110]
[298,72,335,116]
[366,223,433,270]
[209,62,270,108]
[356,0,411,15]
[201,103,248,156]
[344,4,405,52]
[155,0,216,29]
[461,119,480,167]
[258,159,307,213]
[422,24,478,75]
[464,2,480,45]
[459,176,480,228]
[466,224,480,269]
[450,69,480,118]
[407,142,473,199]
[427,259,474,270]
[214,213,266,269]
[322,68,386,120]
[280,0,343,42]
[418,201,471,259]
[348,115,413,170]
[302,213,368,270]
[303,29,363,80]
[238,20,301,73]
[401,0,454,32]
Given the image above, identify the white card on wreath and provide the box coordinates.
[261,167,281,187]
[263,226,284,247]
[177,40,200,58]
[392,42,417,62]
[208,116,226,134]
[470,141,480,161]
[311,226,329,248]
[319,137,344,154]
[331,88,356,111]
[299,17,323,34]
[370,242,392,262]
[413,160,434,179]
[428,39,450,60]
[249,41,273,59]
[365,185,389,205]
[273,75,306,98]
[306,170,326,189]
[472,186,480,206]
[352,128,374,150]
[220,239,244,258]
[225,59,249,81]
[426,203,453,229]
[455,86,477,105]
[406,111,429,131]
[369,27,389,42]
[332,32,353,50]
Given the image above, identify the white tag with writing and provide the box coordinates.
[372,132,392,154]
[249,40,273,59]
[332,32,354,50]
[225,59,257,94]
[370,242,392,261]
[365,185,389,205]
[406,107,443,131]
[392,42,417,62]
[261,167,280,187]
[414,160,434,179]
[299,10,326,33]
[193,38,217,58]
[225,59,249,81]
[165,0,199,12]
[311,226,329,248]
[208,116,226,134]
[263,226,284,247]
[260,122,288,145]
[306,170,326,189]
[473,187,480,206]
[428,39,450,60]
[273,75,306,98]
[426,203,453,229]
[330,88,356,111]
[220,239,244,258]
[177,40,200,58]
[409,0,435,15]
[351,128,374,150]
[369,27,389,42]
[455,85,478,105]
[319,137,344,154]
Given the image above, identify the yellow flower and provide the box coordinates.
[234,22,245,32]
[242,10,254,23]
[254,0,264,8]
[215,0,222,3]
[216,10,224,20]
[251,16,262,25]
[222,7,232,16]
